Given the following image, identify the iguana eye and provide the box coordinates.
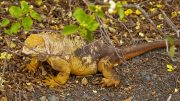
[34,45,39,48]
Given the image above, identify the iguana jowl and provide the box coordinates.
[22,32,180,87]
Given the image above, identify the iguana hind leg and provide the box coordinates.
[44,56,71,87]
[98,57,120,87]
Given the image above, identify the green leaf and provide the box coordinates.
[30,9,42,21]
[4,29,11,35]
[118,8,125,20]
[116,2,125,20]
[0,52,13,60]
[88,5,104,18]
[1,19,10,27]
[167,36,174,45]
[22,16,33,31]
[85,16,99,31]
[88,4,96,12]
[87,21,98,31]
[85,30,94,41]
[73,7,99,30]
[167,64,174,72]
[35,0,42,5]
[79,28,94,41]
[9,6,23,18]
[62,25,79,35]
[10,22,21,34]
[20,1,29,14]
[73,8,87,23]
[96,10,104,18]
[167,36,175,58]
[169,45,175,58]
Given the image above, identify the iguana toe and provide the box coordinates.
[23,63,37,73]
[101,78,120,87]
[43,76,59,88]
[23,57,39,73]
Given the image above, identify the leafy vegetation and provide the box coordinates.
[62,7,99,40]
[62,1,125,40]
[0,52,12,60]
[0,1,41,35]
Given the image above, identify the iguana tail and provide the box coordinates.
[111,40,180,64]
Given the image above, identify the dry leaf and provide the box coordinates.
[81,77,88,85]
[0,96,8,101]
[39,66,47,76]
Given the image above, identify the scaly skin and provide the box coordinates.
[22,32,180,87]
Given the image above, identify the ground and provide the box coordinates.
[0,0,180,101]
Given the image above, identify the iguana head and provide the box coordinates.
[22,34,46,55]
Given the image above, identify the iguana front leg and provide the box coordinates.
[25,57,40,73]
[44,56,71,87]
[98,57,120,87]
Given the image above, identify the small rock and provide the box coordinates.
[66,97,74,101]
[138,32,144,37]
[82,93,91,100]
[145,75,151,81]
[102,95,109,101]
[75,80,79,84]
[48,95,59,101]
[39,96,46,101]
[92,90,97,93]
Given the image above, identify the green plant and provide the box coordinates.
[167,35,175,58]
[167,64,174,72]
[0,52,12,60]
[0,1,41,35]
[116,2,125,20]
[62,1,125,41]
[62,7,99,41]
[88,4,105,18]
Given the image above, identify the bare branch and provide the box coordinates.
[2,37,11,78]
[29,29,61,33]
[106,14,134,41]
[160,10,179,37]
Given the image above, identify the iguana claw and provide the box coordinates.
[23,57,39,73]
[43,76,59,88]
[101,78,120,87]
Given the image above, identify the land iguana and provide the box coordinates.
[22,32,180,87]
